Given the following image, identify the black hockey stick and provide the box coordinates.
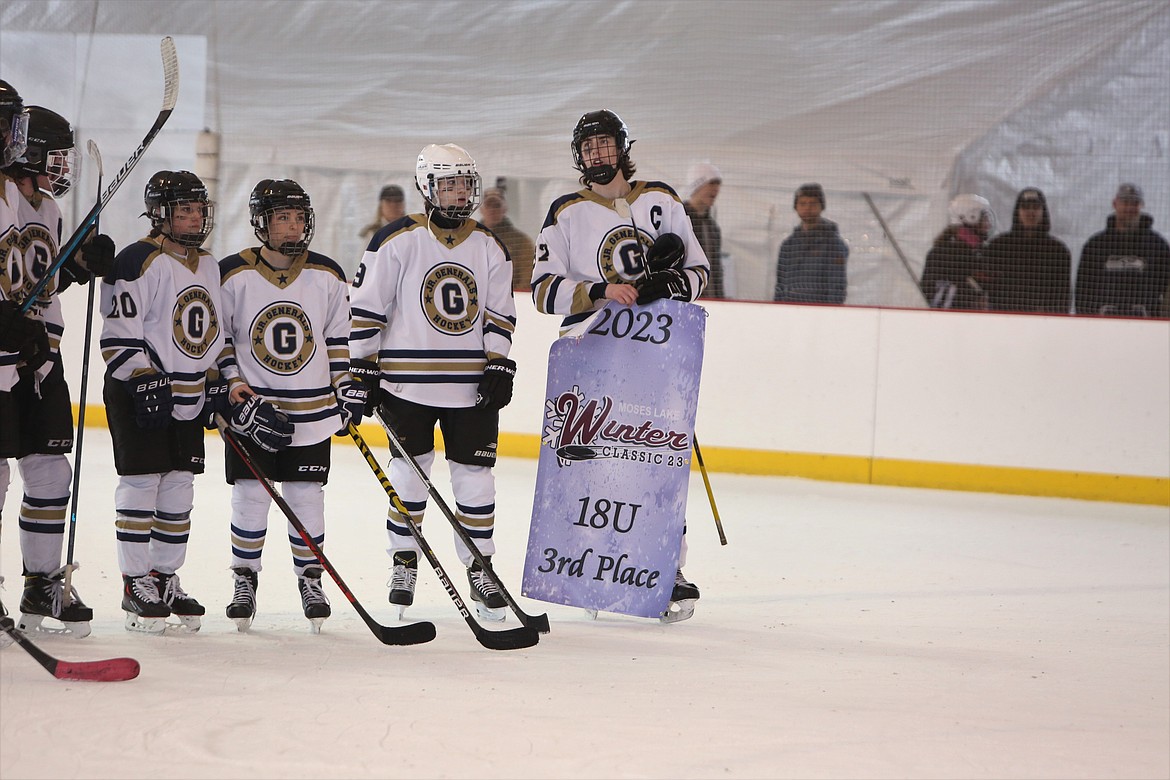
[374,408,551,634]
[0,613,140,682]
[62,140,104,606]
[347,424,539,651]
[214,416,436,646]
[19,36,180,313]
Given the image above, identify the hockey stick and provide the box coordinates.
[347,424,539,651]
[861,192,929,304]
[19,36,180,313]
[0,613,140,682]
[374,408,551,634]
[615,196,726,542]
[61,140,104,606]
[214,416,436,646]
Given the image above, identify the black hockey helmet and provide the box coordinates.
[0,79,29,168]
[144,170,214,248]
[20,106,76,197]
[249,178,315,257]
[572,109,632,185]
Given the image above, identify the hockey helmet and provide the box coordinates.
[20,106,77,197]
[948,194,994,232]
[572,109,632,186]
[415,143,481,220]
[249,178,315,257]
[0,79,29,168]
[144,170,214,248]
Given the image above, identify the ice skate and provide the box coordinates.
[0,586,11,648]
[660,569,700,624]
[226,567,258,631]
[122,574,171,634]
[467,557,506,622]
[18,571,94,639]
[154,571,204,632]
[298,568,330,634]
[388,550,418,619]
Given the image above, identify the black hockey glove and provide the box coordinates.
[230,395,293,452]
[201,376,231,429]
[335,379,370,433]
[475,357,517,411]
[0,300,51,369]
[349,359,382,412]
[636,268,692,305]
[78,233,116,279]
[124,372,173,430]
[646,232,685,273]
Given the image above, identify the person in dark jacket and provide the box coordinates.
[920,194,993,310]
[683,162,724,299]
[773,183,848,304]
[983,187,1071,314]
[1075,183,1170,318]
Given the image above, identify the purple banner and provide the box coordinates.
[522,300,706,617]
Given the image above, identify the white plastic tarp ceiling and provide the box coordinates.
[2,0,1167,303]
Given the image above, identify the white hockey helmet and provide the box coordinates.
[948,194,993,229]
[415,143,481,220]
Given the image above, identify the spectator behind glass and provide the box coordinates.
[1075,183,1170,318]
[983,187,1071,314]
[683,162,723,299]
[920,194,994,310]
[479,185,535,291]
[359,184,406,241]
[773,183,848,304]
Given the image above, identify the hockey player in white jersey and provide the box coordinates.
[1,96,115,638]
[531,109,710,620]
[349,143,518,621]
[217,179,366,632]
[99,170,228,633]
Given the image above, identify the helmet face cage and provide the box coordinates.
[0,79,29,168]
[22,106,76,197]
[415,144,481,220]
[249,179,315,257]
[145,170,214,248]
[572,110,631,184]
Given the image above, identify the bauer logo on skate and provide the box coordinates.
[420,262,480,335]
[171,285,220,358]
[248,301,315,375]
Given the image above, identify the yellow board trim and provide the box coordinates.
[76,405,1169,507]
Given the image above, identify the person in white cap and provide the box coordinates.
[683,162,723,299]
[1075,183,1170,317]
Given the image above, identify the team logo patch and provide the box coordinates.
[4,223,58,311]
[597,225,650,283]
[248,301,315,375]
[171,285,221,358]
[420,262,480,335]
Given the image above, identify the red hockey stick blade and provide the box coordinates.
[53,657,141,682]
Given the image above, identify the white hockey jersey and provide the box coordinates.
[349,214,516,409]
[532,181,710,332]
[218,247,352,446]
[99,236,225,421]
[0,173,66,390]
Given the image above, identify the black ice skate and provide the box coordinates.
[226,567,258,631]
[18,571,94,638]
[297,568,330,633]
[467,557,506,622]
[388,550,418,618]
[661,569,700,624]
[122,574,171,634]
[154,571,204,632]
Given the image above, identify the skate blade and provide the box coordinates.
[17,613,93,639]
[474,603,507,622]
[583,608,599,620]
[307,617,327,634]
[124,612,168,634]
[231,616,254,632]
[166,614,202,633]
[660,599,697,624]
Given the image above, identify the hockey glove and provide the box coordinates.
[0,300,51,370]
[78,233,117,278]
[335,379,370,433]
[124,372,173,430]
[646,232,685,273]
[230,395,294,452]
[349,359,382,412]
[475,357,517,411]
[201,376,231,429]
[636,268,692,305]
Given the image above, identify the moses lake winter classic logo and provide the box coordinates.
[542,385,691,468]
